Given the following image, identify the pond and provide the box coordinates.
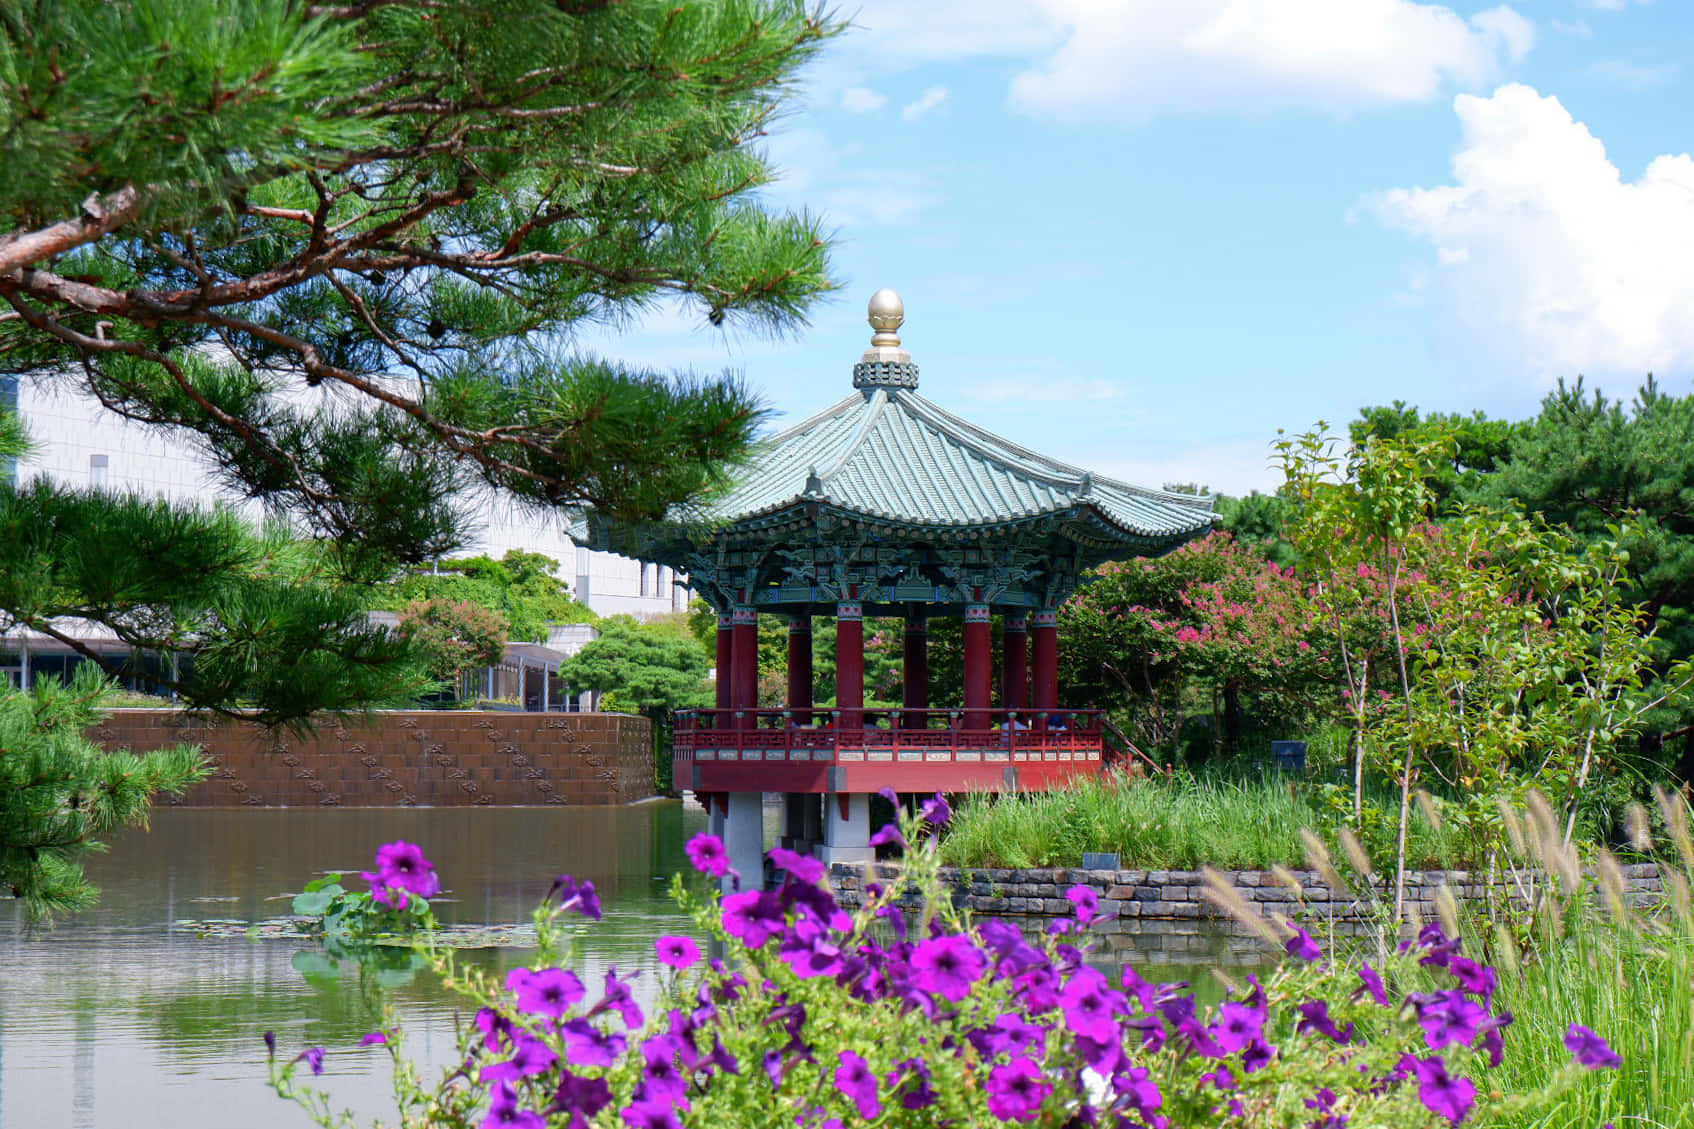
[1,801,1239,1129]
[0,802,712,1129]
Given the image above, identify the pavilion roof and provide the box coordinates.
[700,385,1214,543]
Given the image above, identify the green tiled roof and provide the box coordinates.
[700,385,1214,543]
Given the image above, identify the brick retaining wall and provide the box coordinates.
[829,862,1665,966]
[93,709,653,807]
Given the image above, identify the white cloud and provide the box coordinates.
[1584,59,1676,89]
[844,1,1533,122]
[758,127,939,227]
[1009,1,1534,121]
[1590,0,1652,9]
[840,86,887,113]
[1365,84,1694,386]
[900,85,950,121]
[971,376,1126,404]
[1550,19,1592,36]
[1090,435,1286,497]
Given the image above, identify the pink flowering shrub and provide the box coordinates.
[270,812,1617,1127]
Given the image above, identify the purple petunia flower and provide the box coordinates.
[1239,1039,1275,1073]
[507,966,585,1018]
[263,1031,276,1059]
[685,833,730,878]
[920,792,951,827]
[1212,1000,1266,1052]
[869,823,905,849]
[620,1097,685,1129]
[835,1051,882,1120]
[549,875,602,921]
[1296,999,1356,1044]
[1565,1024,1623,1069]
[1414,990,1488,1051]
[1114,1064,1163,1117]
[1060,967,1127,1044]
[986,1058,1052,1122]
[480,1030,558,1082]
[1357,962,1390,1007]
[560,1018,626,1067]
[1284,922,1323,962]
[1065,884,1101,925]
[911,934,986,1001]
[294,1046,325,1075]
[721,890,784,949]
[594,969,644,1029]
[549,1071,612,1119]
[372,841,441,898]
[359,1031,388,1046]
[1410,1054,1476,1124]
[768,847,825,885]
[886,1057,939,1110]
[655,935,701,971]
[482,1082,544,1129]
[1448,955,1496,1001]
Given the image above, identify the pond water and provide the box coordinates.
[0,802,1236,1129]
[0,803,710,1129]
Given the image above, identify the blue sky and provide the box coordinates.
[587,1,1693,496]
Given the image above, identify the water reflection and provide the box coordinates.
[0,803,706,1129]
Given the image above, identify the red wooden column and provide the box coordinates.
[787,614,813,724]
[732,604,759,730]
[835,600,864,730]
[902,610,928,726]
[963,603,993,730]
[1031,609,1059,718]
[1002,614,1028,713]
[715,613,734,725]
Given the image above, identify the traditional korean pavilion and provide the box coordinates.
[579,289,1214,880]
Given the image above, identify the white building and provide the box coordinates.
[7,380,687,619]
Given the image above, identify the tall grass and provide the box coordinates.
[937,771,1456,871]
[1475,790,1694,1127]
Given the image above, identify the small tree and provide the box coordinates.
[1,666,206,922]
[397,598,508,693]
[562,615,710,792]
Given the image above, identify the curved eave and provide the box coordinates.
[613,497,1212,553]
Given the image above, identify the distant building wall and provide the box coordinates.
[14,381,689,619]
[92,709,654,807]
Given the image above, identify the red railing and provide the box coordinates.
[674,707,1104,760]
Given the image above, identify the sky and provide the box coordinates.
[583,0,1694,497]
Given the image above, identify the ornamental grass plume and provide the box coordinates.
[270,793,1626,1128]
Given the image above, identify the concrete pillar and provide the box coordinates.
[835,600,864,729]
[963,603,993,729]
[732,605,758,730]
[787,615,812,724]
[1002,615,1028,710]
[819,792,872,866]
[1032,609,1059,715]
[723,790,765,891]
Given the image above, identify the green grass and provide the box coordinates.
[936,771,1457,871]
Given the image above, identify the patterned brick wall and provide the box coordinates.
[92,709,653,807]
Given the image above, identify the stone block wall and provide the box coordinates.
[92,709,653,807]
[829,862,1666,966]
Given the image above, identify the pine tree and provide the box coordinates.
[0,0,840,912]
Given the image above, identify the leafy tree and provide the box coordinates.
[561,615,711,717]
[397,597,508,690]
[1351,400,1524,507]
[375,550,593,644]
[1,666,207,922]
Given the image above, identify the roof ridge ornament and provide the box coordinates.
[853,287,920,391]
